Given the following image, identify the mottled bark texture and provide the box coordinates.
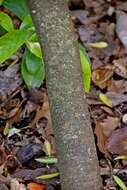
[28,1,102,190]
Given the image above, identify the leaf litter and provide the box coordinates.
[0,0,127,189]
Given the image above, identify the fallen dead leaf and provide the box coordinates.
[92,67,113,89]
[106,92,127,107]
[0,64,22,104]
[108,80,127,93]
[113,58,127,79]
[10,179,26,190]
[100,116,120,137]
[94,120,110,157]
[106,127,127,154]
[31,94,53,135]
[71,10,89,25]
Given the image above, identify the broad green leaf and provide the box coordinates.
[36,172,60,180]
[99,93,112,107]
[26,41,42,58]
[3,0,29,20]
[114,155,127,161]
[0,29,31,64]
[87,41,108,49]
[113,175,127,190]
[0,12,14,32]
[23,48,42,74]
[35,157,58,164]
[21,48,45,89]
[79,45,91,93]
[0,0,4,5]
[20,14,34,29]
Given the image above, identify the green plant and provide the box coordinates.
[79,44,91,93]
[0,0,45,89]
[113,175,127,190]
[0,0,92,91]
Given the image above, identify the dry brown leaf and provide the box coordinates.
[71,10,89,25]
[108,80,127,93]
[101,106,114,116]
[106,92,127,107]
[10,179,26,190]
[113,58,127,79]
[92,67,113,89]
[94,120,109,156]
[117,1,127,12]
[106,127,127,154]
[100,116,120,137]
[0,64,22,104]
[31,94,52,134]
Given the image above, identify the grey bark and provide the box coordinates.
[28,1,102,190]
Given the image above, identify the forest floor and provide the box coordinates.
[0,0,127,189]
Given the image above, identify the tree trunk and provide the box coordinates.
[28,1,102,190]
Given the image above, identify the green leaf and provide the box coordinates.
[99,93,112,107]
[0,29,31,64]
[113,175,127,190]
[36,172,60,180]
[0,12,14,32]
[79,45,91,93]
[23,48,42,74]
[20,14,34,29]
[87,41,108,49]
[26,41,42,58]
[28,33,38,42]
[0,0,4,6]
[21,48,45,89]
[3,0,29,20]
[35,157,58,164]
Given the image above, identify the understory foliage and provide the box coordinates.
[0,0,45,89]
[0,0,91,92]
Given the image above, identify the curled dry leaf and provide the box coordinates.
[100,116,120,137]
[106,127,127,154]
[113,58,127,79]
[16,143,45,165]
[31,95,52,129]
[94,120,108,156]
[92,67,113,89]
